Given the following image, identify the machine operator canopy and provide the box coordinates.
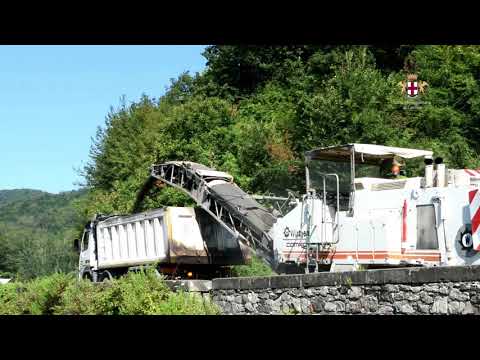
[306,143,433,163]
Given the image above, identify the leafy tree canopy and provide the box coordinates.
[84,45,480,219]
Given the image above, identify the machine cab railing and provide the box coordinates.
[301,174,340,244]
[305,143,434,215]
[300,173,340,272]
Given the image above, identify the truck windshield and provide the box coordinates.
[81,228,89,251]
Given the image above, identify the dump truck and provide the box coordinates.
[75,207,246,281]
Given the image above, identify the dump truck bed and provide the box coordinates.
[95,207,208,269]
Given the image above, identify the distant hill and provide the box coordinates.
[0,189,86,231]
[0,189,46,208]
[0,188,88,279]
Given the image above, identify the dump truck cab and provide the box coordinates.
[76,218,101,281]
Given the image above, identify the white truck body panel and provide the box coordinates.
[93,207,206,270]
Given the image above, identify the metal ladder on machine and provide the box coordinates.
[302,173,340,273]
[133,162,277,266]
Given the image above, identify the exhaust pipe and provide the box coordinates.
[424,157,434,187]
[434,157,446,187]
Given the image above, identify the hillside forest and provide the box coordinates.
[2,45,480,280]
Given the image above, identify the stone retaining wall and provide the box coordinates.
[210,266,480,315]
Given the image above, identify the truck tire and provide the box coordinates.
[81,270,99,282]
[100,270,113,282]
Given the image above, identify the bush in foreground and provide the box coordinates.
[0,273,73,314]
[231,255,276,277]
[0,269,219,315]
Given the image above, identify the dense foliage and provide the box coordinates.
[0,189,85,279]
[0,269,219,315]
[82,45,480,220]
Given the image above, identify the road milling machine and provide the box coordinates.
[270,143,480,273]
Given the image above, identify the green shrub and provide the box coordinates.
[153,291,219,315]
[231,255,276,277]
[0,282,20,314]
[1,269,220,315]
[54,279,104,315]
[109,268,171,315]
[0,273,73,315]
[103,268,219,315]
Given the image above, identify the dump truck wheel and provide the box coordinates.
[101,270,113,282]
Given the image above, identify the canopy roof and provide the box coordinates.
[306,143,433,162]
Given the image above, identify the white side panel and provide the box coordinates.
[111,226,120,260]
[270,203,304,263]
[145,220,156,258]
[169,207,205,252]
[153,217,165,257]
[127,223,136,259]
[118,225,127,259]
[135,221,146,259]
[271,199,339,263]
[96,209,169,269]
[102,228,112,262]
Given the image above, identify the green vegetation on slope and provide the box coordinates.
[0,189,87,279]
[82,45,480,220]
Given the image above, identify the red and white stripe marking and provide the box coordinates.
[283,250,441,262]
[464,169,480,178]
[469,189,480,251]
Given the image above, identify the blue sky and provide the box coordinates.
[0,45,207,193]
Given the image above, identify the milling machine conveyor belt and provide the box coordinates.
[133,161,277,265]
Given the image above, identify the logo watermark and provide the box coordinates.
[396,73,431,110]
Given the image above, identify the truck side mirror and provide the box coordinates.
[73,239,80,252]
